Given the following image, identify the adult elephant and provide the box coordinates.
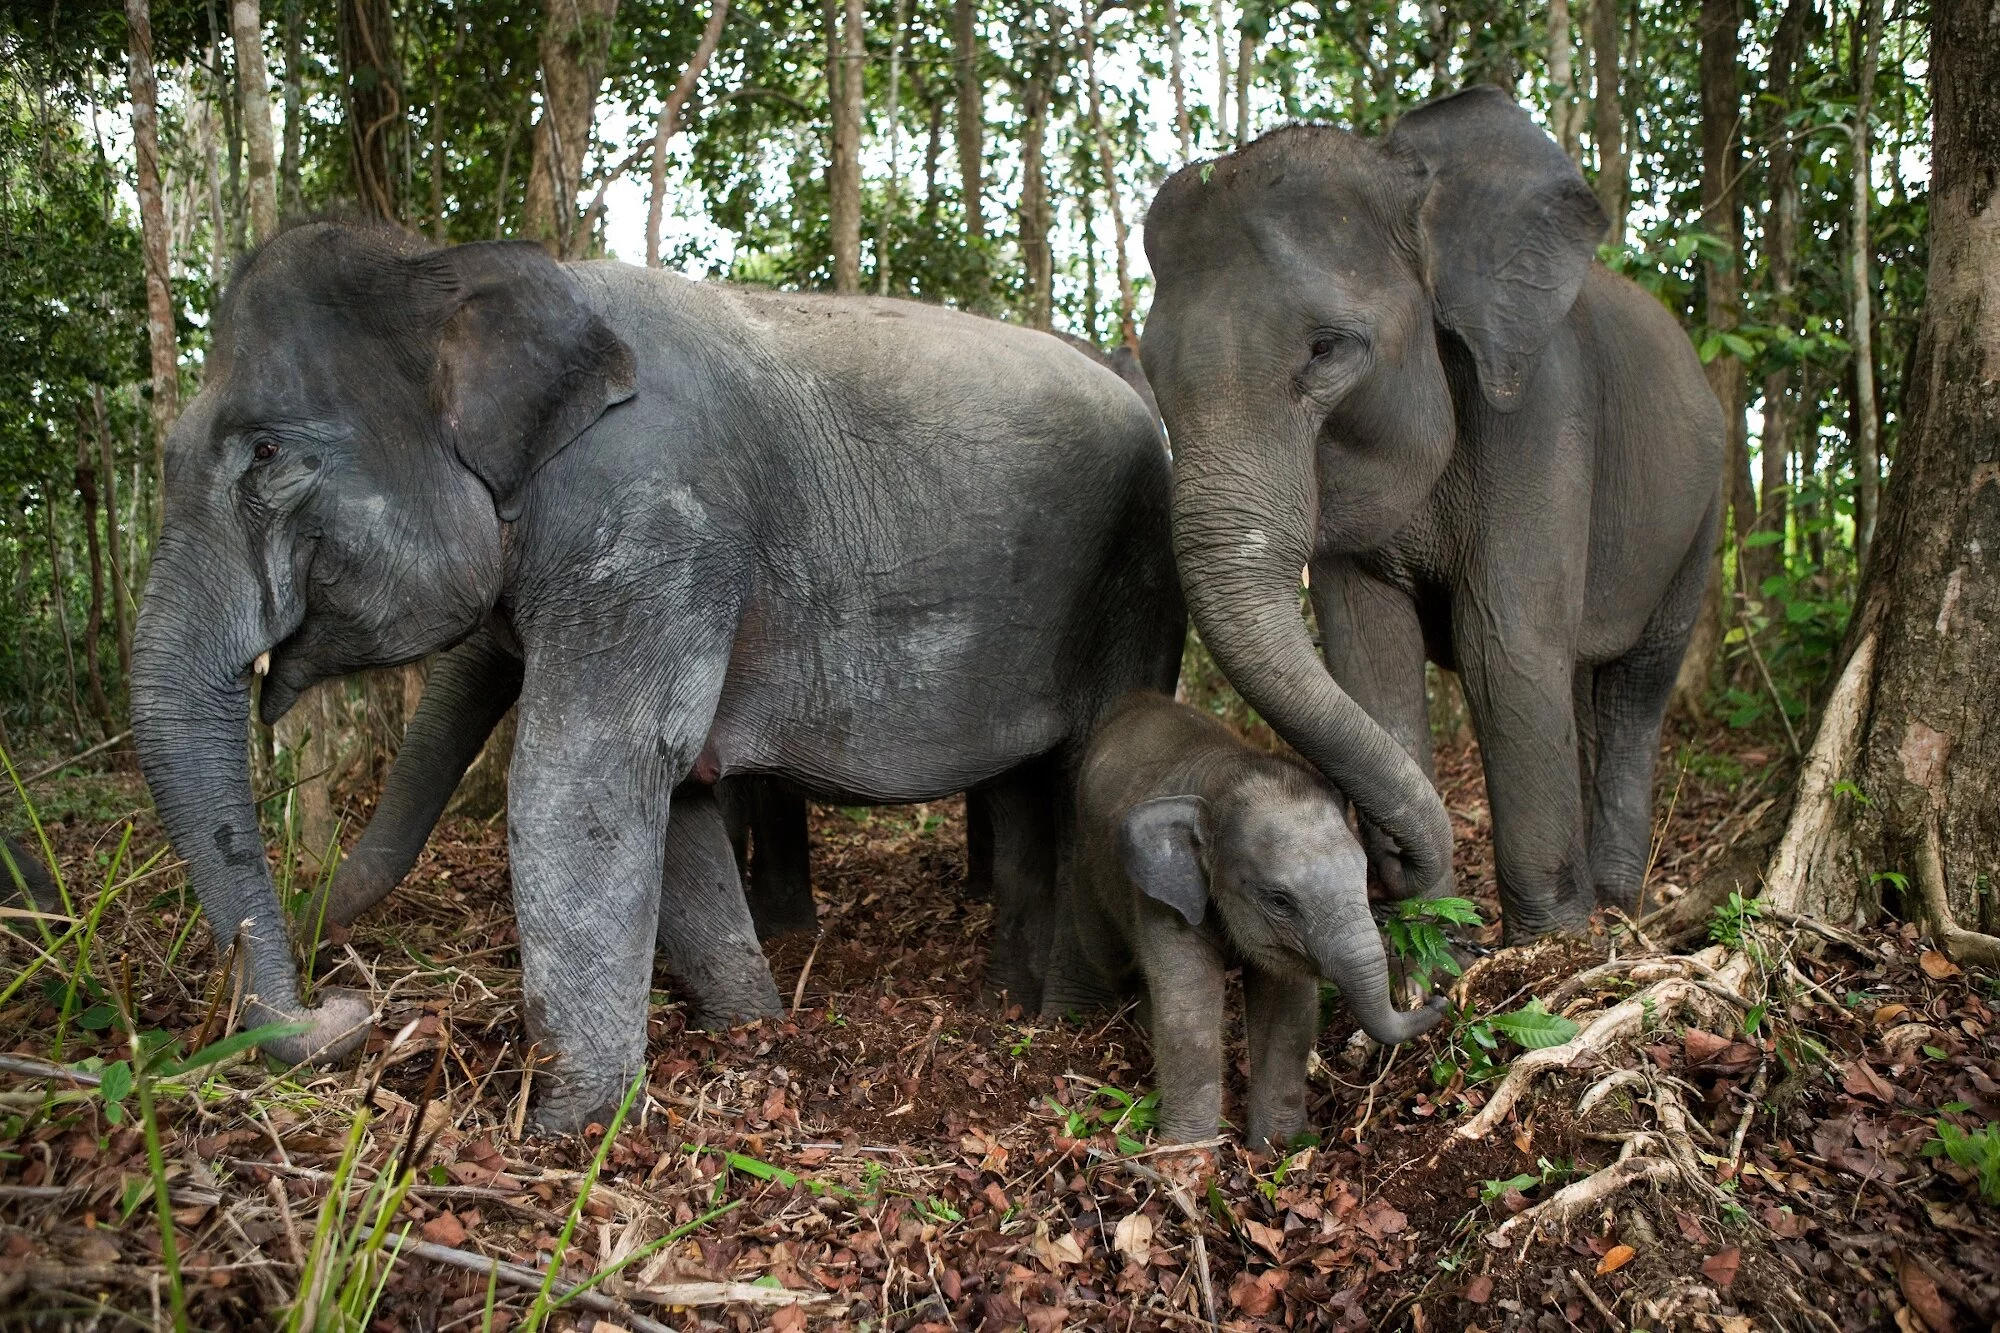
[1141,87,1722,941]
[131,222,1183,1130]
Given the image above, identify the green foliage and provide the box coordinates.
[1926,1119,2000,1206]
[1708,891,1766,951]
[1381,896,1483,990]
[1429,999,1577,1091]
[1047,1083,1159,1154]
[1486,999,1580,1051]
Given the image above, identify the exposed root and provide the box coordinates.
[1458,948,1753,1141]
[1485,1153,1679,1250]
[1761,633,1874,919]
[1915,811,2000,970]
[1575,1068,1649,1118]
[1543,957,1699,1013]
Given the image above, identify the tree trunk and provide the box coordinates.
[1700,0,1753,679]
[827,0,864,293]
[1850,0,1883,569]
[43,502,87,744]
[1548,0,1581,161]
[74,437,117,741]
[1234,27,1253,145]
[92,387,131,692]
[1749,0,1810,601]
[1588,0,1626,242]
[280,0,302,213]
[952,0,985,250]
[126,0,180,511]
[449,708,516,820]
[524,0,619,255]
[1762,0,2000,959]
[1018,62,1051,331]
[1080,2,1137,349]
[338,0,401,221]
[1214,10,1230,146]
[230,0,278,242]
[877,0,910,295]
[277,687,341,874]
[1167,0,1191,159]
[646,0,730,268]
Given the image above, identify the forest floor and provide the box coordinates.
[3,716,1999,1332]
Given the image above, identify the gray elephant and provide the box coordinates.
[131,222,1183,1131]
[1141,87,1724,940]
[1043,692,1445,1147]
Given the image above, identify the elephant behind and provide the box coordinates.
[1141,87,1723,941]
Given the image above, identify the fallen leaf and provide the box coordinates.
[1596,1244,1635,1275]
[1229,1270,1281,1316]
[1356,1200,1408,1240]
[422,1211,467,1247]
[1464,1273,1493,1305]
[1922,950,1962,980]
[1718,1319,1753,1333]
[1874,1003,1911,1027]
[1842,1060,1897,1104]
[1030,1222,1084,1270]
[1113,1212,1155,1265]
[1896,1250,1958,1333]
[1701,1247,1741,1289]
[1761,1204,1810,1239]
[1023,1304,1066,1333]
[589,1321,631,1333]
[768,1307,806,1333]
[1243,1218,1286,1262]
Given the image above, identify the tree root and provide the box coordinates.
[1485,1153,1679,1250]
[1457,948,1752,1141]
[1915,811,2000,970]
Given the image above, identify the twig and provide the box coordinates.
[1111,1158,1218,1331]
[385,1237,675,1331]
[1762,908,1885,962]
[790,934,824,1013]
[1568,1266,1627,1332]
[1728,1060,1769,1174]
[21,730,130,785]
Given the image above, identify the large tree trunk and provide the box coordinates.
[230,0,278,241]
[1080,2,1136,349]
[524,0,619,255]
[1850,0,1883,569]
[1588,0,1626,242]
[338,0,401,220]
[877,0,910,294]
[827,0,864,292]
[125,0,180,510]
[1763,0,2000,961]
[645,0,730,268]
[952,0,987,304]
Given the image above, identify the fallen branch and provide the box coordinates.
[1568,1266,1628,1332]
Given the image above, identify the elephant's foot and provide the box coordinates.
[1245,1108,1308,1154]
[674,943,785,1032]
[528,1066,631,1136]
[247,987,374,1067]
[745,879,819,942]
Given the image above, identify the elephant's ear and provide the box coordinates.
[1120,796,1211,927]
[428,242,637,520]
[1387,86,1607,413]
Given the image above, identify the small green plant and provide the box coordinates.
[1430,1000,1579,1091]
[1487,999,1579,1050]
[1382,896,1483,989]
[1708,891,1765,950]
[1479,1172,1538,1203]
[284,1102,417,1332]
[1926,1119,2000,1205]
[1046,1084,1159,1153]
[918,1195,964,1223]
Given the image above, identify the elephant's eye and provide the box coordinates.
[1262,888,1297,915]
[251,437,280,463]
[1308,337,1339,364]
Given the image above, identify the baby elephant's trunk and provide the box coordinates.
[1314,929,1449,1046]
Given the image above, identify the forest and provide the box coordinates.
[0,0,1997,1327]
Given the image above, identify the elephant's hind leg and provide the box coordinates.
[658,782,786,1028]
[977,757,1061,1013]
[737,778,817,940]
[1585,511,1719,912]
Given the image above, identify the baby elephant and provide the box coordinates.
[1045,693,1447,1148]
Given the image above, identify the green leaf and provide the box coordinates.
[78,1003,116,1031]
[155,1021,310,1076]
[1489,1002,1580,1050]
[1480,1173,1538,1203]
[97,1059,132,1107]
[724,1153,798,1189]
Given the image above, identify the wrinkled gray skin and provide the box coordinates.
[1043,693,1445,1147]
[1,833,59,915]
[1142,88,1723,940]
[131,223,1183,1132]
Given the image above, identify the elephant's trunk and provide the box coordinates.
[132,536,370,1065]
[1313,924,1448,1046]
[311,628,523,928]
[1169,402,1456,899]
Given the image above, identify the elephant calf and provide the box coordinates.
[1044,693,1445,1148]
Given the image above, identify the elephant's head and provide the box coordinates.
[131,223,634,1064]
[1140,87,1607,899]
[1119,769,1446,1046]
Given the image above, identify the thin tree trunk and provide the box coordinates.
[43,502,87,744]
[1081,2,1137,348]
[1762,0,2000,947]
[525,0,619,255]
[878,0,910,295]
[1019,58,1051,330]
[952,0,984,247]
[922,95,943,222]
[205,96,228,292]
[337,0,401,221]
[280,0,302,213]
[1588,0,1626,242]
[828,0,864,292]
[647,0,731,268]
[1167,0,1191,159]
[1850,0,1883,569]
[16,529,35,721]
[1700,0,1754,644]
[1234,26,1253,145]
[430,99,446,242]
[1750,0,1810,600]
[93,388,131,691]
[1215,8,1230,146]
[126,0,180,512]
[492,121,516,239]
[277,687,340,873]
[230,0,279,242]
[73,437,116,740]
[1549,0,1581,161]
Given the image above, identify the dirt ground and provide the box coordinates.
[3,717,1998,1331]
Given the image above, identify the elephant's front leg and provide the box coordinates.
[1454,625,1594,940]
[1310,557,1434,900]
[1242,968,1320,1151]
[659,781,784,1026]
[507,655,727,1133]
[1135,921,1229,1143]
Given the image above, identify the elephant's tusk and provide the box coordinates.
[253,651,270,677]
